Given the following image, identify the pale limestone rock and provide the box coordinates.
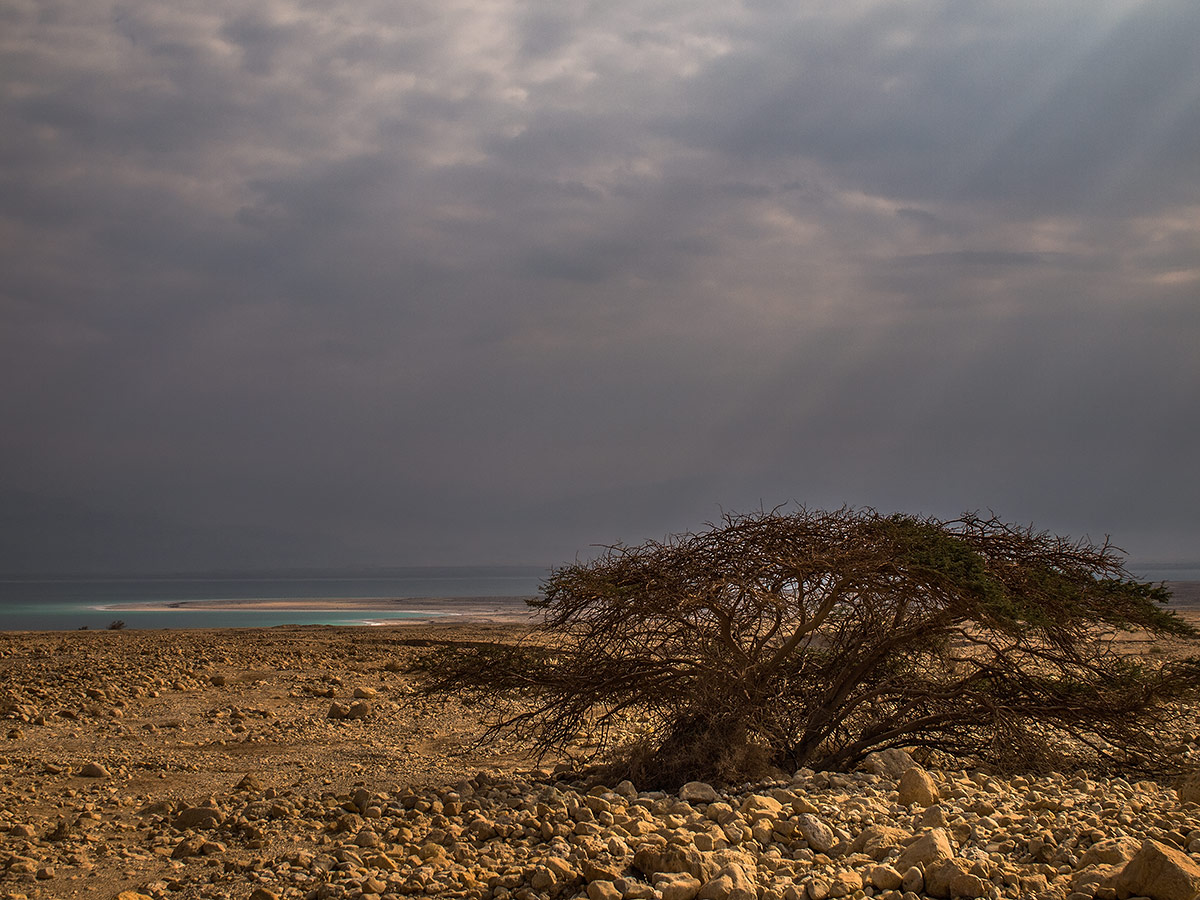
[897,766,940,807]
[894,828,953,873]
[826,870,862,898]
[868,865,903,891]
[353,829,380,848]
[697,863,757,900]
[587,880,623,900]
[861,748,918,778]
[680,782,722,804]
[948,872,990,899]
[530,867,558,890]
[1080,837,1141,869]
[544,857,577,883]
[657,872,703,900]
[173,806,223,830]
[851,824,910,859]
[795,813,835,854]
[791,795,820,815]
[1073,865,1121,894]
[741,794,785,819]
[583,860,623,882]
[633,843,706,879]
[901,865,925,894]
[920,805,948,827]
[1174,770,1200,805]
[1109,839,1200,900]
[171,837,205,859]
[924,859,972,899]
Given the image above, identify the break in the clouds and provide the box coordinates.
[1,0,1198,573]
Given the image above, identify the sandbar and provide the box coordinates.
[99,595,539,624]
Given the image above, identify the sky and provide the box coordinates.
[1,0,1198,574]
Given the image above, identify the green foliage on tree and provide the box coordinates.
[421,508,1200,787]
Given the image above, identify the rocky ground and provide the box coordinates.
[3,622,1200,900]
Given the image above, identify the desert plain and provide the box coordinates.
[2,608,1200,900]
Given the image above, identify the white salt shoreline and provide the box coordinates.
[94,594,539,623]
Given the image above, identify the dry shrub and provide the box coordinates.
[418,507,1200,788]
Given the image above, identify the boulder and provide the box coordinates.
[924,859,972,899]
[633,843,706,879]
[587,882,622,900]
[902,866,924,894]
[583,860,623,882]
[1080,837,1141,869]
[1109,839,1200,900]
[806,874,832,900]
[895,828,953,873]
[868,865,903,891]
[740,794,784,819]
[171,837,206,859]
[898,766,940,807]
[1174,770,1200,805]
[680,782,722,804]
[791,795,820,814]
[828,870,863,897]
[861,748,918,778]
[697,863,757,900]
[949,872,990,899]
[327,702,350,719]
[920,805,949,827]
[795,813,836,854]
[173,806,223,830]
[657,872,703,900]
[235,773,264,793]
[851,824,910,859]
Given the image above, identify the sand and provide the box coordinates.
[99,596,540,625]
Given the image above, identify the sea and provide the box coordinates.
[0,566,549,632]
[0,564,1196,632]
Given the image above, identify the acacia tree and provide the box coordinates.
[421,508,1200,787]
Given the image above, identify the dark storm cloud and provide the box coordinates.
[670,0,1200,214]
[1,0,1197,573]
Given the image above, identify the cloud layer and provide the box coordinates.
[2,0,1198,572]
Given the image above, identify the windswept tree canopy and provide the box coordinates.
[422,508,1200,787]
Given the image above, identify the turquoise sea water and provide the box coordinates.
[1131,564,1200,583]
[0,567,547,631]
[1,565,1195,632]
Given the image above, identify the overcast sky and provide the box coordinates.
[2,0,1198,574]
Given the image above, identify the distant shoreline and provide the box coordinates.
[96,595,539,624]
[5,580,1196,633]
[97,582,1200,608]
